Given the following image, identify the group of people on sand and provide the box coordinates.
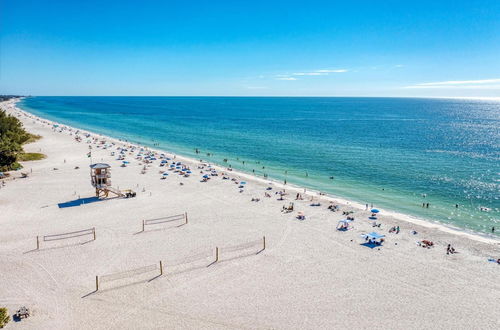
[327,203,339,212]
[418,240,434,248]
[389,226,400,234]
[282,203,294,213]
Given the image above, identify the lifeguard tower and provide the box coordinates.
[90,163,123,198]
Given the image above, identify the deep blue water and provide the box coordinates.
[19,96,500,235]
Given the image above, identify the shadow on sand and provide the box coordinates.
[23,239,94,254]
[58,197,101,208]
[360,242,383,249]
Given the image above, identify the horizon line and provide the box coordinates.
[13,95,500,101]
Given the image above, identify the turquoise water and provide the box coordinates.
[19,97,499,235]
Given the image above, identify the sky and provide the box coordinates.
[1,0,500,97]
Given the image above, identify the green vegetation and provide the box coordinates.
[0,307,9,328]
[25,134,42,144]
[0,109,42,171]
[17,152,46,161]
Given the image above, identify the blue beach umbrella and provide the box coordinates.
[240,181,247,184]
[371,209,380,213]
[163,173,169,176]
[203,174,209,178]
[122,161,130,164]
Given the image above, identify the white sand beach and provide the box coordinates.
[1,99,499,329]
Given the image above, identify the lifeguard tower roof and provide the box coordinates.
[90,163,110,169]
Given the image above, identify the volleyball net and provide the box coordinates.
[220,237,265,255]
[37,227,95,249]
[96,262,162,291]
[142,213,187,231]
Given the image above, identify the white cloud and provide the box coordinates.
[405,78,500,89]
[404,84,500,90]
[273,68,348,80]
[414,78,500,87]
[293,72,327,76]
[315,69,348,73]
[276,77,298,81]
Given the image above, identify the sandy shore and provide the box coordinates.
[1,99,499,329]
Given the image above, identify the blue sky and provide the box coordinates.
[1,0,499,97]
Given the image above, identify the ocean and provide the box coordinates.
[18,96,499,235]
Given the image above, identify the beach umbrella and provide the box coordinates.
[371,209,380,213]
[240,181,247,184]
[163,173,169,176]
[122,161,130,164]
[186,170,192,174]
[203,175,209,178]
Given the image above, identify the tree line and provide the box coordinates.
[0,97,39,172]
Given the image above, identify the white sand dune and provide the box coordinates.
[0,99,499,329]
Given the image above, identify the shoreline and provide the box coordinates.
[10,99,498,245]
[1,98,499,329]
